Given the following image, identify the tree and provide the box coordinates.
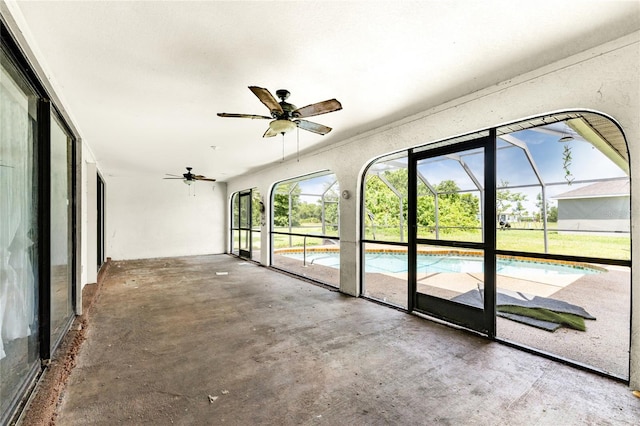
[273,183,301,227]
[320,182,340,232]
[251,190,262,227]
[417,180,480,233]
[298,202,321,222]
[365,175,403,227]
[535,192,558,223]
[459,193,480,221]
[535,192,545,222]
[435,179,461,200]
[323,201,339,233]
[381,168,409,198]
[365,173,482,236]
[513,201,527,222]
[497,180,527,220]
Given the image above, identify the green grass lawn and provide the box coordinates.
[497,230,629,260]
[248,221,629,261]
[233,225,337,251]
[364,225,629,260]
[271,224,338,249]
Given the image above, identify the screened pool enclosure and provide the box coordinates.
[270,172,341,287]
[362,112,630,380]
[229,112,630,382]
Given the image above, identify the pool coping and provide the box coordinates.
[274,247,607,273]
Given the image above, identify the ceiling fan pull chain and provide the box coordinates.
[297,126,300,162]
[282,133,285,161]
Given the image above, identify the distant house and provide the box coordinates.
[552,178,630,235]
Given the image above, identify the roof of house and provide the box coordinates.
[553,178,629,200]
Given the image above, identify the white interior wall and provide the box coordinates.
[78,142,96,317]
[105,176,227,260]
[80,142,97,280]
[85,162,97,281]
[226,32,640,387]
[80,152,89,288]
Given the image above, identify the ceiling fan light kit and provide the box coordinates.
[269,119,297,134]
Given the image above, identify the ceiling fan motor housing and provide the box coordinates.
[275,89,290,101]
[183,166,194,179]
[273,89,297,120]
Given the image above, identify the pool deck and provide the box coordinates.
[273,250,630,379]
[278,245,595,297]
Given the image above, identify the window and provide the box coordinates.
[271,172,340,287]
[494,115,630,379]
[363,153,409,308]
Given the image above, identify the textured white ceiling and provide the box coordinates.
[12,0,640,181]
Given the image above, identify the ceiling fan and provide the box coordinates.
[164,167,216,185]
[217,86,342,137]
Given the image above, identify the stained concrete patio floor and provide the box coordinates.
[274,251,630,378]
[52,254,639,425]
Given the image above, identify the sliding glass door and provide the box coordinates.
[50,114,74,350]
[0,43,41,423]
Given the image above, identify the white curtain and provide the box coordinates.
[0,67,36,360]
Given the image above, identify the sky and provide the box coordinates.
[395,123,626,216]
[275,173,339,204]
[280,121,628,216]
[495,128,626,214]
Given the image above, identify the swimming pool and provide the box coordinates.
[281,251,601,277]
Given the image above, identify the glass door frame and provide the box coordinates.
[97,172,105,268]
[238,190,252,259]
[408,130,497,336]
[49,110,76,353]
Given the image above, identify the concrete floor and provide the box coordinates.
[276,252,631,378]
[52,254,639,425]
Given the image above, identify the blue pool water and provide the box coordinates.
[282,251,601,276]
